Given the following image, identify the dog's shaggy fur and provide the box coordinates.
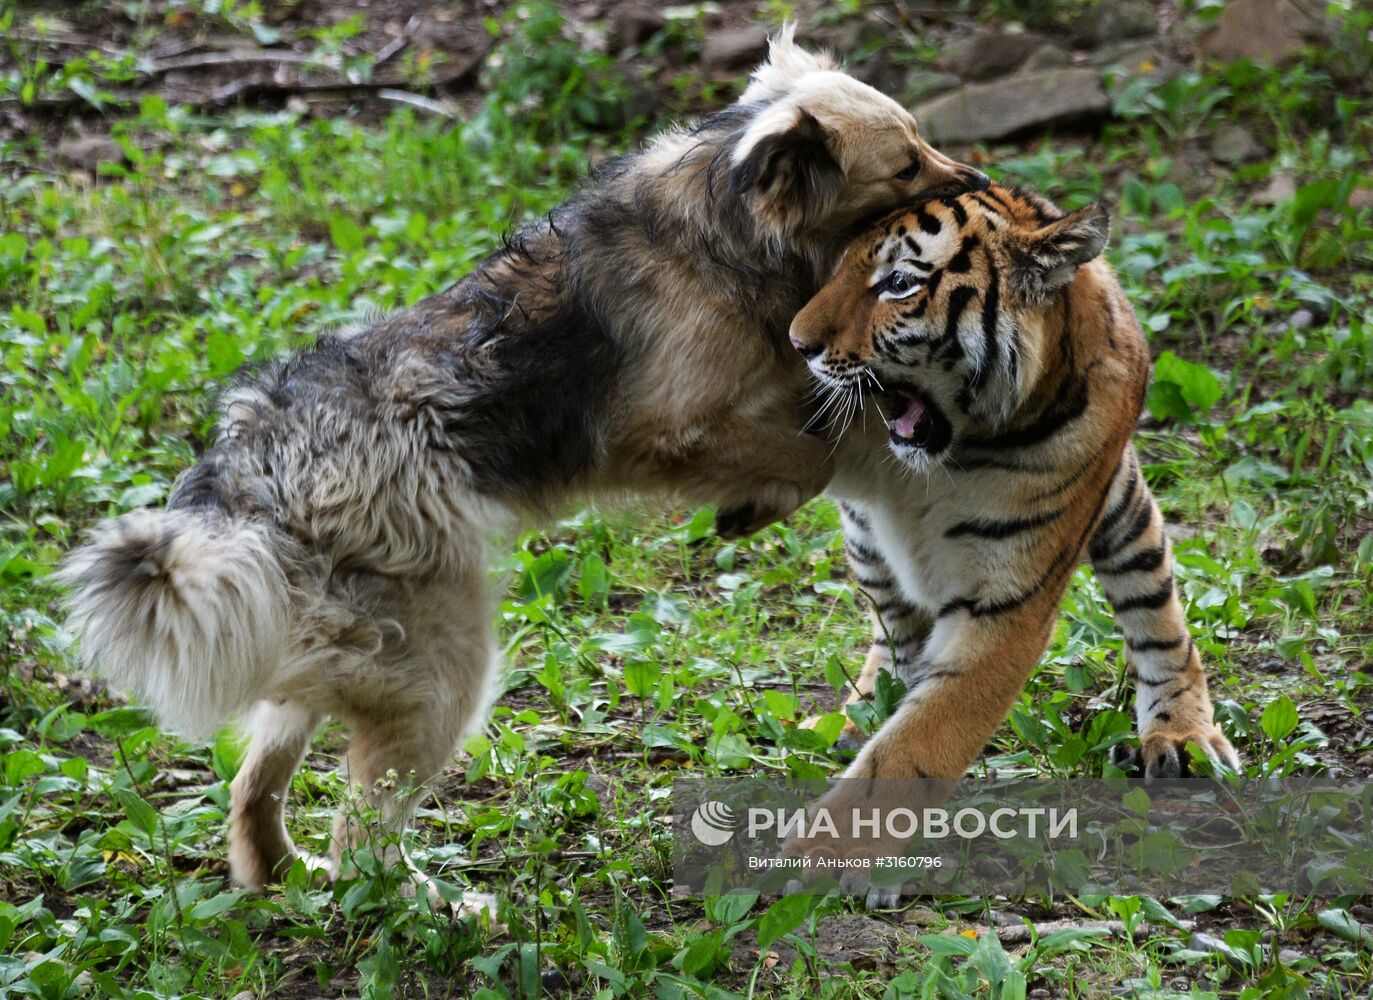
[60,30,985,900]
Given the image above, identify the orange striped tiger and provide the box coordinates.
[785,183,1239,902]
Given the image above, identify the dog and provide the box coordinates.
[59,28,986,908]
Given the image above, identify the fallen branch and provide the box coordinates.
[0,38,495,116]
[3,32,131,57]
[150,49,338,74]
[446,849,601,871]
[992,917,1195,945]
[374,14,423,67]
[376,88,457,118]
[203,39,494,109]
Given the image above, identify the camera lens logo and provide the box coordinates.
[690,801,737,846]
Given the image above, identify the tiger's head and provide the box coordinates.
[790,185,1110,471]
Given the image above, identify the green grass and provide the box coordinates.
[2,5,1373,998]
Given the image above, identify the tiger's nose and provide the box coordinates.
[790,333,823,358]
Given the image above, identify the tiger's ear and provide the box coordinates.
[1008,204,1110,304]
[731,108,845,237]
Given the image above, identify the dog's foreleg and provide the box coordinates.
[639,414,835,537]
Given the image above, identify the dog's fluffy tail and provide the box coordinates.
[58,508,293,740]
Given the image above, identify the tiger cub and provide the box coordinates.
[785,184,1239,889]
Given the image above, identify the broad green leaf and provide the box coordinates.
[114,787,159,840]
[1317,908,1373,946]
[756,893,816,950]
[1260,695,1299,742]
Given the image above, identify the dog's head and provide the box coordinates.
[730,26,988,238]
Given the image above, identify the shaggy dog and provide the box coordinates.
[60,30,986,906]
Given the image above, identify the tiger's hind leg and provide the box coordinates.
[1088,447,1239,779]
[814,503,932,751]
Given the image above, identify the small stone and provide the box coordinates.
[811,18,877,55]
[579,23,610,53]
[1022,44,1070,71]
[1189,932,1227,954]
[1210,123,1262,164]
[701,25,769,70]
[813,913,907,970]
[914,67,1110,144]
[56,134,124,170]
[851,52,904,94]
[1201,0,1330,64]
[1165,523,1199,542]
[902,906,941,926]
[540,968,574,992]
[608,3,664,52]
[1092,40,1167,71]
[1278,948,1305,964]
[231,993,255,1000]
[1287,308,1316,330]
[1189,931,1264,965]
[903,69,962,105]
[1254,172,1297,205]
[946,29,1043,81]
[1071,0,1158,46]
[601,73,657,128]
[1348,188,1373,211]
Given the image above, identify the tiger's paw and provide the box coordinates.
[1114,720,1240,780]
[775,775,922,910]
[798,713,868,753]
[778,838,907,911]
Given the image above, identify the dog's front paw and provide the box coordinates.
[715,477,822,539]
[716,443,833,539]
[1131,720,1239,780]
[715,501,760,539]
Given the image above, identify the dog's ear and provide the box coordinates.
[1007,204,1110,304]
[740,23,836,102]
[731,109,845,237]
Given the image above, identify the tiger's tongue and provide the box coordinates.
[892,394,927,440]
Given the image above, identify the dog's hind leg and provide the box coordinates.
[331,575,500,917]
[229,700,322,890]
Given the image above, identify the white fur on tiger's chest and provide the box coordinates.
[828,427,989,612]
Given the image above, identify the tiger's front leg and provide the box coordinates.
[1089,448,1239,779]
[799,502,933,750]
[781,599,1059,908]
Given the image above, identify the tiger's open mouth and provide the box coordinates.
[882,386,952,455]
